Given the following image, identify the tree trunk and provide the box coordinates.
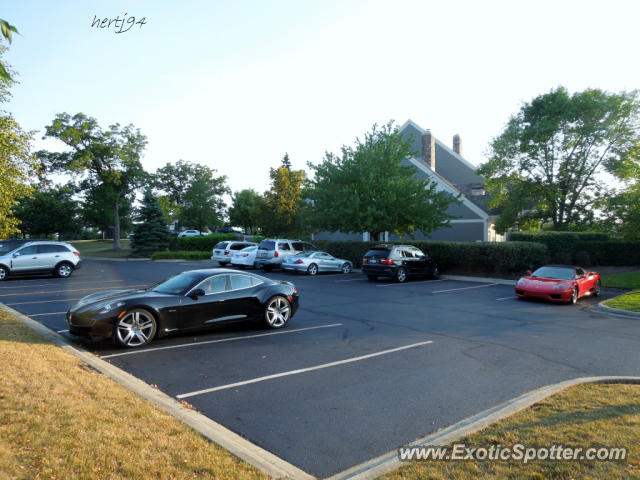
[113,197,121,249]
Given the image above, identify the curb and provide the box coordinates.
[597,299,640,318]
[0,303,314,480]
[326,375,640,480]
[441,274,515,286]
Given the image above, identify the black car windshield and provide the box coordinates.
[259,240,275,250]
[531,267,575,280]
[151,272,201,294]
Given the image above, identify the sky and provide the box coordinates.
[4,0,640,195]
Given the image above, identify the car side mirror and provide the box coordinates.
[189,288,205,299]
[12,252,20,258]
[526,270,532,275]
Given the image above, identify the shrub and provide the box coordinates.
[177,233,237,251]
[312,240,547,273]
[151,251,211,261]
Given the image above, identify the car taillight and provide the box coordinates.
[362,258,368,264]
[73,252,80,256]
[380,259,394,265]
[274,251,279,258]
[224,250,230,255]
[294,259,303,264]
[293,288,297,294]
[242,253,249,257]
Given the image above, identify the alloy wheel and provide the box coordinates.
[396,267,407,283]
[0,267,6,281]
[265,296,290,328]
[307,264,318,276]
[594,280,601,297]
[57,263,72,278]
[115,309,156,347]
[571,287,578,304]
[341,263,352,274]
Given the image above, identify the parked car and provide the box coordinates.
[0,241,82,281]
[67,269,299,348]
[211,241,257,266]
[515,265,601,304]
[282,251,353,275]
[362,244,439,283]
[215,226,244,234]
[178,230,201,237]
[230,245,259,269]
[254,239,318,271]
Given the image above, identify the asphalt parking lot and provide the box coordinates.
[4,259,640,478]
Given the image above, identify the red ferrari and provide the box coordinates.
[515,265,601,304]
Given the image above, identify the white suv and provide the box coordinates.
[254,239,317,271]
[211,241,257,266]
[0,241,82,280]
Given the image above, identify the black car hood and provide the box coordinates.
[75,288,149,307]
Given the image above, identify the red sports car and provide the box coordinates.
[515,265,601,304]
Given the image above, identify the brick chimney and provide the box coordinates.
[453,134,461,155]
[421,130,436,170]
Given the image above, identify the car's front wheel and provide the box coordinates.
[0,265,7,281]
[570,287,579,305]
[431,266,440,280]
[55,262,73,278]
[593,280,601,297]
[114,308,157,348]
[307,263,318,276]
[264,296,291,329]
[341,263,352,274]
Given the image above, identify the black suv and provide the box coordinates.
[361,244,439,283]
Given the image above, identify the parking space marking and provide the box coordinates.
[335,278,366,283]
[376,279,447,287]
[28,311,67,317]
[432,283,498,294]
[177,340,433,399]
[496,296,516,301]
[0,284,148,297]
[0,279,128,290]
[56,329,69,333]
[6,298,82,306]
[101,323,344,359]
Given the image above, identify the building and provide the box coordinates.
[314,120,504,242]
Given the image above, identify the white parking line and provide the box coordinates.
[101,323,344,359]
[335,278,365,283]
[0,279,127,290]
[57,329,69,333]
[6,298,82,306]
[28,311,67,317]
[0,285,148,297]
[432,283,498,294]
[177,340,434,399]
[376,279,447,287]
[496,296,516,301]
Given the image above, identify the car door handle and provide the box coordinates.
[55,255,60,257]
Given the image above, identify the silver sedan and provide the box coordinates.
[281,251,353,275]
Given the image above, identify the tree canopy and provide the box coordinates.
[228,189,267,234]
[307,122,455,240]
[40,113,148,247]
[180,175,228,232]
[479,87,640,233]
[13,186,79,238]
[262,160,306,237]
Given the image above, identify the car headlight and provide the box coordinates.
[99,301,125,314]
[553,283,571,290]
[517,279,527,286]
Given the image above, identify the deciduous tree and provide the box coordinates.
[228,189,266,234]
[307,122,455,239]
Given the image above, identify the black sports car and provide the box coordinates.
[67,269,299,348]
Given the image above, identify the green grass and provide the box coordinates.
[383,383,640,480]
[601,271,640,289]
[604,291,640,312]
[69,239,132,258]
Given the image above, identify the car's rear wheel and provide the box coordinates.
[341,263,352,274]
[395,267,407,283]
[55,262,73,278]
[264,296,291,329]
[307,263,318,276]
[570,287,579,304]
[366,274,378,281]
[0,266,7,281]
[594,280,601,297]
[431,266,440,280]
[114,308,157,348]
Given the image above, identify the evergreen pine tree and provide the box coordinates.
[132,189,169,257]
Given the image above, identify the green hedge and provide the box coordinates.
[509,232,640,265]
[312,240,547,273]
[176,233,237,251]
[151,251,211,261]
